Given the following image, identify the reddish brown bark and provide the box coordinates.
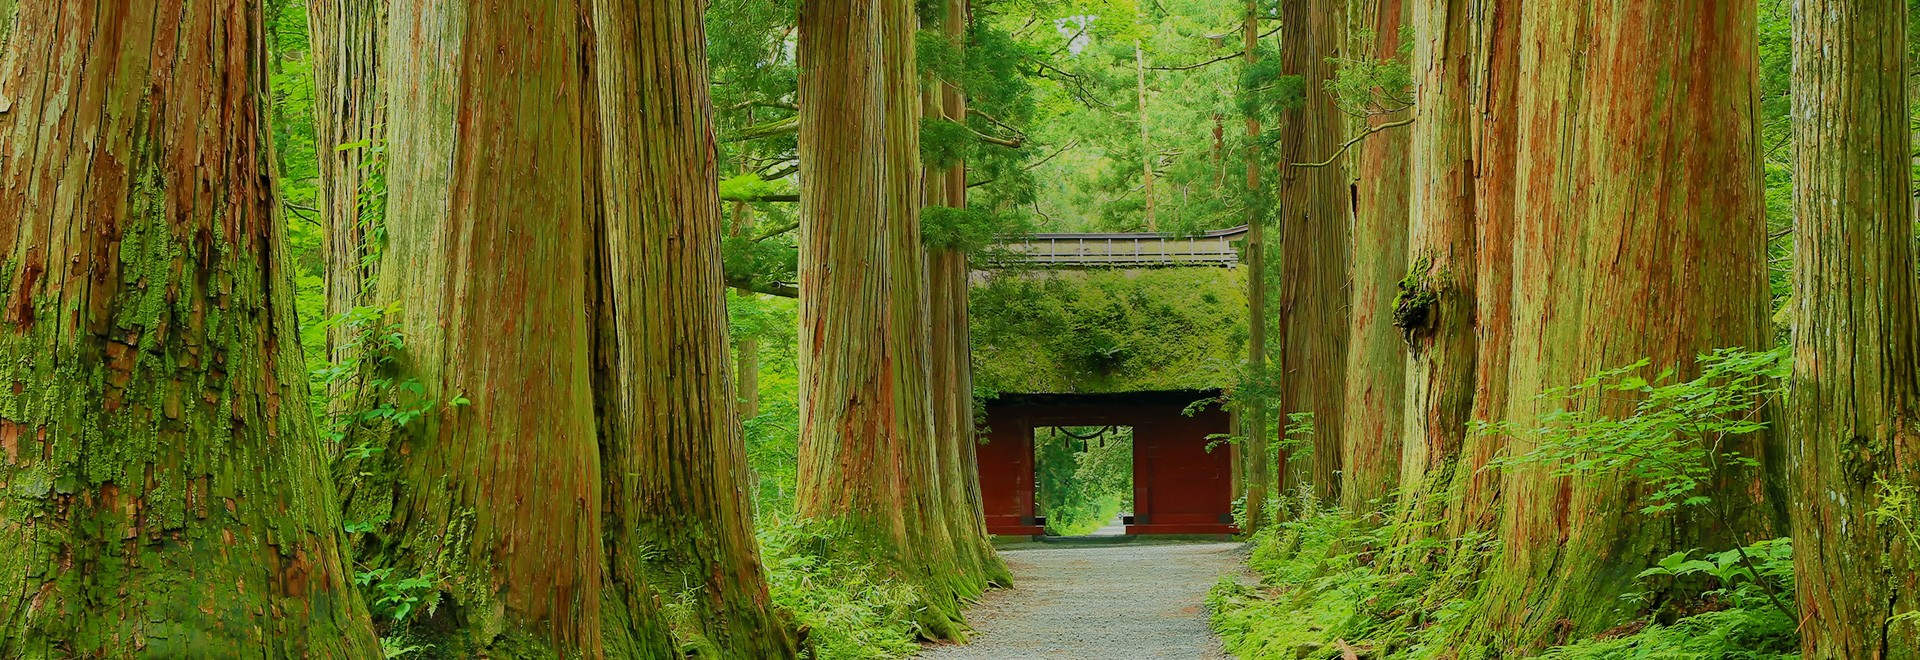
[333,1,672,655]
[1479,0,1773,648]
[795,0,971,640]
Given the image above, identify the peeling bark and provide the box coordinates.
[795,0,970,641]
[1394,0,1476,533]
[308,0,387,374]
[1448,0,1518,541]
[0,2,378,654]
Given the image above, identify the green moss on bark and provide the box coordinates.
[0,4,379,654]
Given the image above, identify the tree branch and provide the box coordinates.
[754,220,801,242]
[1150,50,1244,71]
[727,276,799,299]
[1290,117,1414,168]
[720,191,800,203]
[722,115,800,143]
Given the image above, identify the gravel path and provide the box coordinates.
[918,541,1243,659]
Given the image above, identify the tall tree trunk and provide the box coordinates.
[588,0,798,656]
[1479,0,1773,649]
[1277,0,1352,503]
[1788,0,1920,655]
[1448,0,1519,540]
[1241,0,1276,531]
[795,0,969,640]
[730,203,762,420]
[0,3,379,654]
[1342,0,1412,513]
[334,2,671,655]
[308,0,386,377]
[927,0,1012,591]
[1393,0,1476,530]
[880,0,971,634]
[1137,39,1156,231]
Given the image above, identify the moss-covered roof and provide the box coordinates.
[969,268,1247,394]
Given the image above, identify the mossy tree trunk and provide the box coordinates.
[1479,0,1774,649]
[1241,1,1276,531]
[308,0,386,374]
[927,0,1013,591]
[0,2,379,654]
[588,0,798,655]
[1787,0,1920,655]
[1342,0,1412,513]
[795,0,969,640]
[1393,0,1476,532]
[334,1,672,655]
[1276,0,1352,503]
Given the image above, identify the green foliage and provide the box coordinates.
[758,521,928,659]
[971,268,1246,393]
[1485,348,1788,515]
[1208,495,1492,660]
[1329,25,1414,118]
[354,567,441,625]
[1035,426,1134,535]
[313,304,467,459]
[1870,478,1920,628]
[1540,538,1798,659]
[1208,497,1801,660]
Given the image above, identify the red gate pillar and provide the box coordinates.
[977,410,1044,536]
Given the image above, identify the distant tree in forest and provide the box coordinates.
[925,0,1016,591]
[0,3,380,655]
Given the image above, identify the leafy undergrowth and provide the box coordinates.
[758,519,928,659]
[1208,499,1799,660]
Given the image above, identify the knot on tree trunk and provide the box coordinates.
[1392,261,1438,348]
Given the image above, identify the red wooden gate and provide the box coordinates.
[976,390,1238,537]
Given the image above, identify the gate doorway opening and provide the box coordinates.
[979,390,1238,537]
[1033,426,1134,537]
